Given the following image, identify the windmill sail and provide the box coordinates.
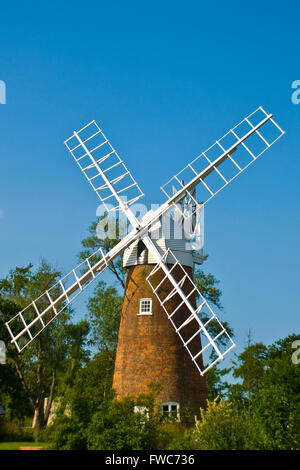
[146,248,235,375]
[5,247,110,352]
[64,120,144,215]
[161,107,285,217]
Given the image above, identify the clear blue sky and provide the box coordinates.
[0,1,299,361]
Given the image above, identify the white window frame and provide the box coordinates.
[161,401,180,420]
[138,298,152,316]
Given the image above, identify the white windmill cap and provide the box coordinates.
[123,212,206,268]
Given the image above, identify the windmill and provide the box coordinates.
[5,106,284,417]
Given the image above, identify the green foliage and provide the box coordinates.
[251,335,300,449]
[66,350,116,421]
[204,363,231,400]
[194,267,222,309]
[43,391,163,450]
[0,417,35,442]
[41,414,87,450]
[87,281,123,351]
[86,397,162,450]
[159,423,195,450]
[79,218,126,288]
[0,261,90,434]
[227,333,300,450]
[0,296,32,419]
[42,350,116,449]
[191,398,267,450]
[229,332,267,408]
[8,310,299,452]
[0,361,32,420]
[1,218,299,451]
[0,264,34,303]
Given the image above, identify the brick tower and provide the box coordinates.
[112,210,208,419]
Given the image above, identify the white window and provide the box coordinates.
[138,298,152,315]
[161,402,180,420]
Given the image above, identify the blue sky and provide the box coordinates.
[0,1,299,362]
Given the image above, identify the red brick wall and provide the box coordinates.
[112,264,208,418]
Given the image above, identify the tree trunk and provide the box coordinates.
[34,341,47,436]
[34,364,46,435]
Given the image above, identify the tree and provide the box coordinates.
[79,217,126,289]
[228,332,267,411]
[204,362,231,401]
[227,333,300,449]
[42,350,116,449]
[252,334,300,449]
[0,261,89,435]
[65,349,116,423]
[87,281,123,351]
[194,266,223,309]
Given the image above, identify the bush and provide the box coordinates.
[252,384,300,450]
[41,415,87,450]
[42,394,164,450]
[86,397,162,450]
[159,423,195,450]
[191,398,267,450]
[0,417,35,442]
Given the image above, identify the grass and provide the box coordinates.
[0,442,50,450]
